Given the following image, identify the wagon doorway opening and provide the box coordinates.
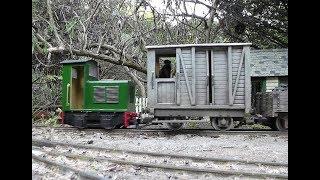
[155,56,176,78]
[70,66,84,109]
[154,54,176,104]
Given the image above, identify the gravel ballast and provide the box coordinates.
[32,127,288,179]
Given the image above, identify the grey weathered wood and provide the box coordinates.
[211,50,215,105]
[212,50,228,105]
[154,104,245,109]
[153,78,175,82]
[273,89,288,112]
[228,46,233,105]
[146,43,251,118]
[231,48,245,105]
[156,80,175,104]
[176,48,181,105]
[178,48,193,104]
[191,47,196,105]
[194,50,208,105]
[244,46,251,113]
[155,79,159,104]
[155,109,245,117]
[147,50,156,106]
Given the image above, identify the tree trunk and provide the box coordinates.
[123,67,146,98]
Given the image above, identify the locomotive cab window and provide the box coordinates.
[89,64,98,78]
[155,55,176,78]
[72,67,77,79]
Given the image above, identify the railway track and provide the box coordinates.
[32,152,107,180]
[32,139,288,179]
[32,125,288,136]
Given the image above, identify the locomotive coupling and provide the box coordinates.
[139,113,154,124]
[251,114,268,124]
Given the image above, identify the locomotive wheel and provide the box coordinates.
[210,117,233,131]
[73,114,86,129]
[167,123,183,130]
[275,115,288,131]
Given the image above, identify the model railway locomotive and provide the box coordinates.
[61,43,288,131]
[61,60,137,129]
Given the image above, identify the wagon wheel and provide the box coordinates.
[167,123,183,130]
[275,115,288,131]
[210,117,233,131]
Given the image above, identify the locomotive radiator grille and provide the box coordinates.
[106,86,119,103]
[93,87,106,103]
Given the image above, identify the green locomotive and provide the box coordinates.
[61,59,137,129]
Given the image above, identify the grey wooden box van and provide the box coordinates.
[144,43,252,130]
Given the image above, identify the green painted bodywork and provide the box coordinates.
[61,60,135,112]
[85,80,135,112]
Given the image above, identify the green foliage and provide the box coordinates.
[218,0,288,48]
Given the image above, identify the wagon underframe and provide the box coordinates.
[153,106,245,118]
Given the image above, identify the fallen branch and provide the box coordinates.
[48,48,147,74]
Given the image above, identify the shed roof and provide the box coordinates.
[250,49,288,77]
[60,59,97,64]
[146,43,252,49]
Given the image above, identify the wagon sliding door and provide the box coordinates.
[211,46,251,112]
[176,48,209,106]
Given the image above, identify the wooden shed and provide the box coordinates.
[250,48,288,94]
[146,43,252,123]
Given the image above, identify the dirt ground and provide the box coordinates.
[32,127,288,179]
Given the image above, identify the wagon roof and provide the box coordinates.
[146,43,252,49]
[60,59,97,64]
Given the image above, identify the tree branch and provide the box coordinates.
[49,48,147,74]
[89,43,144,66]
[46,0,64,47]
[123,67,146,97]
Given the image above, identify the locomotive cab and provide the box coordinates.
[61,59,98,111]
